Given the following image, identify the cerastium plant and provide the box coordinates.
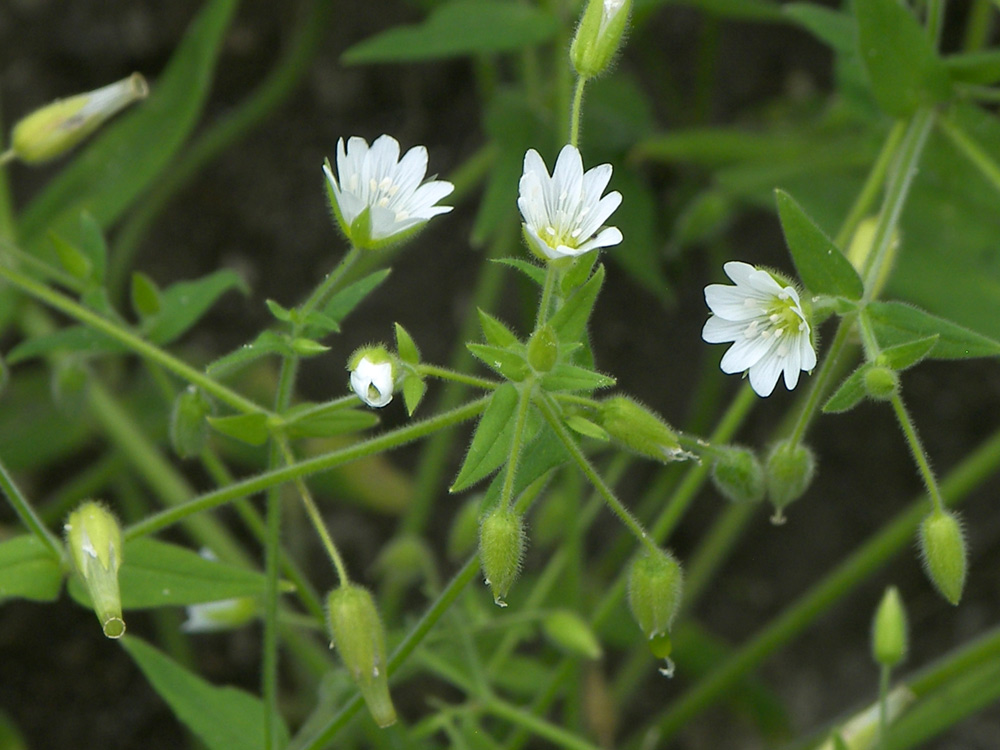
[4,0,1000,748]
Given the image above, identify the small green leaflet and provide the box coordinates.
[477,309,520,348]
[6,325,126,364]
[550,265,605,344]
[823,364,870,414]
[467,343,530,382]
[0,535,63,602]
[867,302,1000,359]
[208,412,271,446]
[540,364,616,392]
[144,269,249,345]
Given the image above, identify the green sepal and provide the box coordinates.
[540,363,615,392]
[478,308,520,348]
[491,257,546,286]
[467,342,530,382]
[560,251,599,296]
[877,335,940,371]
[207,412,271,446]
[50,233,93,282]
[131,271,162,319]
[402,375,427,416]
[549,264,604,343]
[565,414,609,441]
[867,302,1000,359]
[265,298,294,323]
[394,322,421,365]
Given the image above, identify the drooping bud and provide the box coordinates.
[64,501,125,638]
[765,439,816,524]
[542,609,603,660]
[526,324,559,373]
[570,0,632,79]
[182,597,257,633]
[10,73,148,164]
[872,586,908,668]
[325,584,397,727]
[478,507,526,607]
[862,365,899,401]
[919,510,967,605]
[170,386,213,459]
[710,445,765,504]
[627,548,683,641]
[348,345,396,408]
[599,396,689,464]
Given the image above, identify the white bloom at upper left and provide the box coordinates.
[350,355,395,408]
[517,144,623,261]
[323,135,454,249]
[702,261,817,398]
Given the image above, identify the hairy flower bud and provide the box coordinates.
[325,584,397,727]
[863,365,899,401]
[64,501,125,638]
[570,0,632,79]
[919,510,967,605]
[872,586,908,668]
[627,548,683,641]
[542,610,603,660]
[765,439,816,524]
[710,445,765,504]
[170,387,213,459]
[10,73,148,164]
[478,507,526,607]
[599,396,687,463]
[348,346,396,408]
[526,324,559,373]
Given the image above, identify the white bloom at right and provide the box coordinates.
[323,135,454,250]
[702,261,816,397]
[349,350,396,408]
[517,145,623,261]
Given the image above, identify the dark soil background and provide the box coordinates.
[2,1,1000,748]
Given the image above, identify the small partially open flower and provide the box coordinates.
[323,135,454,249]
[702,261,817,397]
[570,0,632,78]
[517,145,622,261]
[348,347,396,408]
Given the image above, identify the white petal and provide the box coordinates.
[800,335,817,371]
[722,261,758,286]
[748,353,783,397]
[552,145,584,196]
[577,190,622,239]
[407,180,454,216]
[702,316,745,344]
[704,285,768,321]
[392,144,429,197]
[720,336,769,374]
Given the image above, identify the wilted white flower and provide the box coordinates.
[517,145,622,261]
[323,135,454,249]
[182,597,256,633]
[702,261,816,397]
[349,351,395,408]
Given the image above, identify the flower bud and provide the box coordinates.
[478,507,526,607]
[325,584,397,727]
[872,586,908,668]
[526,324,559,373]
[64,501,125,638]
[348,346,396,408]
[863,365,899,401]
[170,386,213,459]
[765,439,816,524]
[599,396,687,463]
[919,510,967,605]
[710,445,765,504]
[182,597,257,633]
[570,0,632,79]
[10,73,148,164]
[627,548,683,641]
[542,609,602,660]
[373,534,436,591]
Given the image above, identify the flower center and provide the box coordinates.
[742,289,808,350]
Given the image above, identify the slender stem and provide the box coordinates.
[416,363,498,390]
[925,0,946,45]
[879,664,891,748]
[500,383,535,511]
[936,113,1000,198]
[536,394,658,554]
[787,318,856,446]
[295,245,361,326]
[487,696,601,750]
[962,0,993,51]
[536,263,559,330]
[568,76,587,148]
[0,263,269,416]
[0,453,63,558]
[889,392,945,513]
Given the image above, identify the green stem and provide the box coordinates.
[536,263,559,329]
[925,0,946,45]
[0,453,63,558]
[889,392,945,513]
[880,664,891,748]
[295,245,361,327]
[499,383,535,511]
[568,76,587,148]
[487,696,601,750]
[536,393,657,554]
[936,112,1000,198]
[0,262,268,416]
[787,318,856,447]
[416,363,498,390]
[962,0,993,51]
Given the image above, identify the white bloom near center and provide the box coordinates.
[351,355,395,408]
[702,261,816,397]
[324,135,454,249]
[517,144,622,261]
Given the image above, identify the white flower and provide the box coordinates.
[350,354,395,408]
[182,598,256,633]
[323,135,454,249]
[702,261,817,397]
[517,145,623,261]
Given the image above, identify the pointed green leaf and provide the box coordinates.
[282,404,379,439]
[265,298,293,323]
[122,636,288,750]
[467,343,530,382]
[320,269,391,326]
[481,423,567,509]
[565,415,610,441]
[775,189,863,299]
[478,309,520,348]
[50,233,93,282]
[6,325,126,364]
[403,375,427,417]
[77,212,108,285]
[549,264,605,344]
[492,257,546,286]
[878,335,939,370]
[0,536,63,602]
[540,364,616,392]
[206,330,296,379]
[867,302,1000,359]
[855,0,951,117]
[822,365,870,414]
[146,269,248,345]
[343,0,558,63]
[131,271,162,319]
[784,3,854,54]
[944,50,1000,86]
[394,322,421,365]
[208,413,270,446]
[560,252,599,296]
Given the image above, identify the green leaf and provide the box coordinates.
[19,0,240,251]
[784,3,854,54]
[822,365,870,414]
[6,325,126,364]
[467,343,530,382]
[775,189,863,299]
[944,50,1000,86]
[282,404,379,439]
[855,0,951,117]
[208,413,271,446]
[0,536,63,602]
[402,376,428,417]
[867,302,1000,359]
[477,309,520,348]
[394,322,420,365]
[549,265,605,344]
[121,636,288,750]
[50,233,93,282]
[131,271,163,319]
[342,0,558,64]
[77,212,108,285]
[206,330,296,379]
[145,269,248,345]
[265,298,293,323]
[491,257,546,286]
[878,335,939,370]
[540,364,615,392]
[319,269,391,327]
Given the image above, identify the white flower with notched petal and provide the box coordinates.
[349,350,396,408]
[323,135,454,249]
[702,261,817,398]
[517,145,623,261]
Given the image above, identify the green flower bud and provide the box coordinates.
[527,324,559,373]
[170,387,213,459]
[478,507,526,607]
[863,365,899,401]
[10,73,148,164]
[447,497,481,562]
[919,510,967,605]
[599,396,688,463]
[710,445,765,504]
[872,586,908,668]
[542,609,603,660]
[373,534,436,591]
[765,439,816,524]
[627,548,683,641]
[570,0,632,79]
[325,584,397,727]
[64,501,125,638]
